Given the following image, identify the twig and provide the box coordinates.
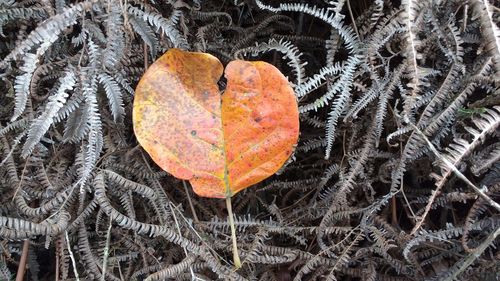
[65,231,80,281]
[183,181,199,223]
[12,157,29,201]
[168,202,229,264]
[101,217,113,281]
[143,0,148,70]
[15,240,29,281]
[461,4,468,32]
[168,203,197,280]
[346,0,360,39]
[389,103,417,223]
[391,197,398,226]
[55,239,60,281]
[407,122,500,235]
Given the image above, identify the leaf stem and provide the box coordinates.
[225,196,242,269]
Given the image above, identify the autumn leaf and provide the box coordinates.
[133,48,299,199]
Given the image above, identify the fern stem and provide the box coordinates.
[226,196,242,269]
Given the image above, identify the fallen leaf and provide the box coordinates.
[133,48,299,198]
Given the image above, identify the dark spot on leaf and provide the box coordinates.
[191,130,197,136]
[254,117,262,122]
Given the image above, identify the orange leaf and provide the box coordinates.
[133,49,299,198]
